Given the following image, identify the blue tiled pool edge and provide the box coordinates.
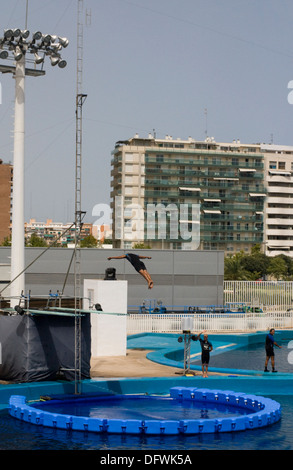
[138,330,293,378]
[1,374,293,412]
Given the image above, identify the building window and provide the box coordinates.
[269,161,277,169]
[278,162,286,170]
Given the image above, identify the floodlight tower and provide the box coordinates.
[0,29,69,305]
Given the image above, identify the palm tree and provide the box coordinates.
[224,253,250,280]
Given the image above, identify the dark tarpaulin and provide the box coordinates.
[0,313,91,382]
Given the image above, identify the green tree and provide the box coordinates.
[267,256,288,280]
[241,252,270,280]
[26,233,47,247]
[102,238,112,245]
[224,252,251,280]
[1,236,11,246]
[133,242,151,249]
[80,234,98,248]
[276,254,293,278]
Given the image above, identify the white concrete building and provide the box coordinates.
[262,144,293,257]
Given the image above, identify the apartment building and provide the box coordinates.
[110,134,266,253]
[25,218,93,246]
[262,143,293,257]
[0,160,13,243]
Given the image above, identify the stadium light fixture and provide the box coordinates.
[50,54,60,66]
[13,46,23,61]
[0,28,69,303]
[58,37,69,48]
[4,29,13,39]
[32,31,42,41]
[20,30,30,39]
[33,52,44,64]
[0,29,68,68]
[0,50,8,59]
[12,29,21,38]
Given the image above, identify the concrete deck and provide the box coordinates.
[89,349,224,378]
[90,349,188,378]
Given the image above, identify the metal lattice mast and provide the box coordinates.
[74,0,87,394]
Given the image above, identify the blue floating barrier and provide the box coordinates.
[70,415,90,432]
[8,388,282,436]
[123,419,141,434]
[202,419,217,433]
[107,419,127,434]
[142,420,161,435]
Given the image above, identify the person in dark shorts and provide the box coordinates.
[107,253,154,289]
[196,330,213,377]
[264,328,282,372]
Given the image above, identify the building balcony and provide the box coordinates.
[202,213,263,222]
[267,239,293,247]
[145,154,263,170]
[266,229,293,237]
[200,234,263,243]
[265,217,293,225]
[267,197,293,205]
[146,146,263,160]
[201,225,261,233]
[267,186,293,195]
[266,207,293,217]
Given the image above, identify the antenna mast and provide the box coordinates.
[74,0,87,394]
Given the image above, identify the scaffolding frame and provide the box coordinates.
[74,0,87,395]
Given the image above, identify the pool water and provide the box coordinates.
[32,395,251,421]
[191,340,293,373]
[0,395,292,450]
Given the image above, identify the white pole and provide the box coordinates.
[10,56,25,305]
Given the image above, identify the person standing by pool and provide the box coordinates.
[107,253,154,289]
[196,330,213,377]
[264,328,282,372]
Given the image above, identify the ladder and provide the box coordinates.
[74,0,87,395]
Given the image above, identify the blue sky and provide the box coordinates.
[0,0,293,224]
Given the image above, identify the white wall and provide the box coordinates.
[83,279,128,357]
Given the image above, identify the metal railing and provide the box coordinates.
[127,310,293,334]
[224,281,293,312]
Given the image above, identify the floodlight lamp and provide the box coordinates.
[58,59,67,69]
[21,30,30,39]
[13,46,23,61]
[29,43,38,51]
[50,35,58,43]
[52,43,62,52]
[32,31,42,41]
[34,52,44,64]
[4,29,13,39]
[0,50,8,59]
[12,29,21,38]
[58,37,69,48]
[50,54,59,66]
[42,34,51,44]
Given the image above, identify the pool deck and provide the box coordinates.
[91,349,186,378]
[1,331,293,409]
[90,331,255,378]
[90,350,232,378]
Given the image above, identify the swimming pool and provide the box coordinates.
[0,394,292,450]
[143,331,293,376]
[191,340,293,373]
[9,388,281,435]
[1,332,293,450]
